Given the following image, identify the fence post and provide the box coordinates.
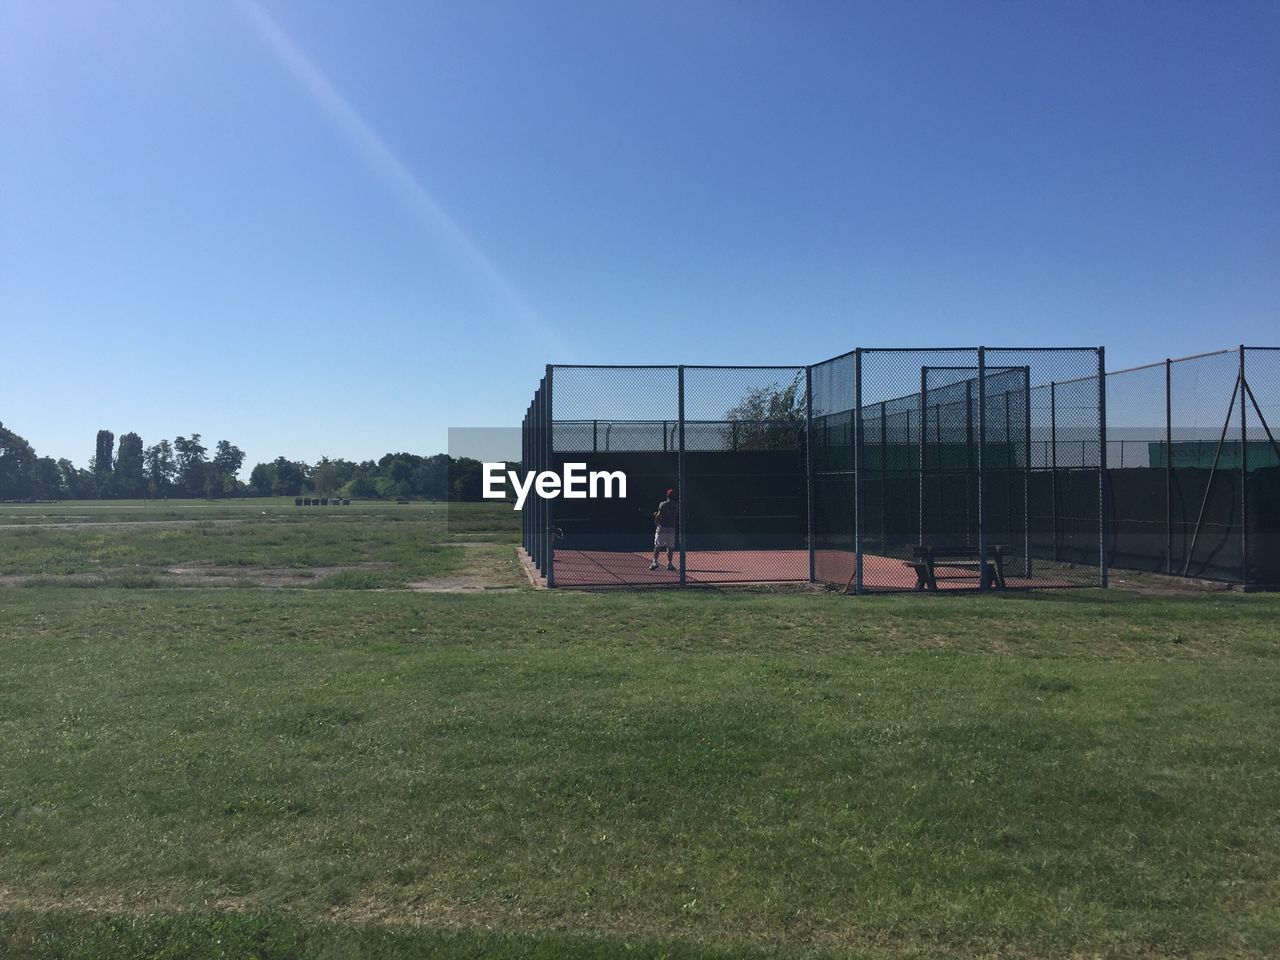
[1240,345,1248,587]
[919,366,927,548]
[935,401,944,545]
[533,390,540,574]
[678,365,686,587]
[978,347,988,592]
[1098,347,1108,588]
[1023,365,1032,578]
[1050,381,1058,562]
[528,411,532,554]
[854,349,864,594]
[805,365,815,583]
[1004,389,1013,569]
[966,383,974,546]
[544,367,555,588]
[880,400,888,551]
[1165,358,1173,574]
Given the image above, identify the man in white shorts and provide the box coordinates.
[650,488,678,571]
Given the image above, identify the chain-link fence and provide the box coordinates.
[1106,346,1280,585]
[523,347,1112,590]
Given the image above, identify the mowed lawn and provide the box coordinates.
[0,503,1278,958]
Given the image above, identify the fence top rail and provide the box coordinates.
[924,365,1026,372]
[548,364,808,372]
[975,346,1102,353]
[1105,359,1166,376]
[1106,348,1235,377]
[549,364,681,370]
[554,418,804,425]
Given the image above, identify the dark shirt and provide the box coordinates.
[656,498,677,528]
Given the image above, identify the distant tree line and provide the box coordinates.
[247,452,490,501]
[0,422,498,502]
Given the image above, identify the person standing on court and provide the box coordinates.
[650,488,678,571]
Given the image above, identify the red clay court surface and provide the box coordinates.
[547,548,1075,590]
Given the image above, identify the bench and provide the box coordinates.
[907,545,1006,591]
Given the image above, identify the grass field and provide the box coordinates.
[1,500,1277,958]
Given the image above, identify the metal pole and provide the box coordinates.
[805,365,815,583]
[854,350,864,594]
[534,389,542,574]
[880,401,887,551]
[521,411,527,554]
[966,382,974,546]
[1050,381,1058,562]
[1004,389,1012,563]
[533,391,540,573]
[935,401,943,543]
[1240,345,1248,586]
[1023,366,1031,578]
[544,368,555,588]
[919,366,927,547]
[1165,358,1173,574]
[978,348,987,591]
[678,365,686,587]
[1098,347,1108,588]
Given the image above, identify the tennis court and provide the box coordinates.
[543,547,1075,590]
[523,349,1106,592]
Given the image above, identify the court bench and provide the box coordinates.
[907,544,1007,591]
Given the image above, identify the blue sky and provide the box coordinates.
[2,0,1277,473]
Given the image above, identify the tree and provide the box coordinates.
[248,462,276,497]
[724,376,806,450]
[93,429,115,493]
[0,422,37,499]
[269,457,308,497]
[115,432,146,498]
[56,458,90,499]
[32,457,65,500]
[143,440,177,497]
[173,435,208,497]
[209,440,246,498]
[313,457,338,497]
[449,457,484,501]
[340,471,378,499]
[384,456,415,499]
[416,454,451,500]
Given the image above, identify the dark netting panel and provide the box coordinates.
[1165,350,1241,581]
[859,349,980,591]
[522,378,550,581]
[1099,347,1280,586]
[1246,348,1280,585]
[811,353,856,587]
[549,367,679,587]
[1104,361,1171,575]
[921,365,1025,554]
[988,349,1103,588]
[681,366,810,582]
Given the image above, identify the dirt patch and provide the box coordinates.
[0,562,393,589]
[404,576,517,593]
[0,517,268,531]
[1107,569,1237,596]
[162,561,393,587]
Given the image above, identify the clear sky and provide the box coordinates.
[2,0,1277,473]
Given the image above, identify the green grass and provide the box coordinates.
[2,582,1278,958]
[0,499,521,588]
